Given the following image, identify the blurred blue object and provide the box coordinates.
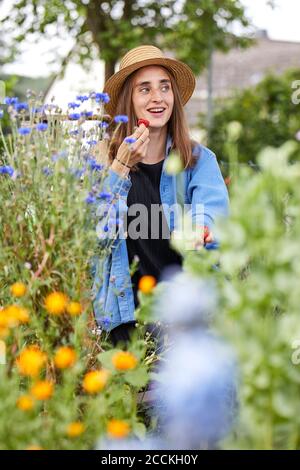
[205,240,219,250]
[153,332,237,449]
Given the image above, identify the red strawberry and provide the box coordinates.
[203,226,210,242]
[137,119,150,128]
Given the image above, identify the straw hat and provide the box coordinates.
[103,45,196,117]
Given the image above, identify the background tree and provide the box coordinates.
[1,0,252,82]
[200,68,300,166]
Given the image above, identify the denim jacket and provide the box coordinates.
[91,136,229,331]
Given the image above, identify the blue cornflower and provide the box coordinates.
[0,110,3,118]
[42,167,53,176]
[125,137,137,144]
[103,225,109,232]
[102,316,111,328]
[0,165,14,176]
[4,97,18,106]
[94,92,110,104]
[86,139,97,146]
[87,158,103,171]
[68,113,81,120]
[69,129,79,136]
[114,115,128,123]
[32,106,44,114]
[36,123,48,132]
[68,102,80,109]
[76,95,89,102]
[85,194,96,204]
[99,121,109,129]
[14,102,29,112]
[18,127,31,135]
[81,111,93,118]
[72,167,86,178]
[98,191,112,200]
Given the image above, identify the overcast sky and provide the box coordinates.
[1,0,300,77]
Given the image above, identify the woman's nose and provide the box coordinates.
[151,89,163,102]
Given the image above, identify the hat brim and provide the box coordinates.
[103,57,196,117]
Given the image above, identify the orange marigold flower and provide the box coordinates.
[112,351,138,371]
[0,306,18,328]
[54,346,76,369]
[66,422,85,438]
[44,291,68,315]
[10,282,27,298]
[138,275,156,294]
[17,395,34,411]
[30,380,54,401]
[0,326,9,339]
[107,419,130,439]
[66,301,83,316]
[16,346,46,377]
[83,370,110,394]
[6,305,29,324]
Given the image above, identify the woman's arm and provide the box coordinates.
[188,145,229,242]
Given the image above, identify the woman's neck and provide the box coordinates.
[142,125,168,164]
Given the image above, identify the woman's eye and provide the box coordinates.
[139,85,170,93]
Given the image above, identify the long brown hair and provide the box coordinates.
[107,66,197,169]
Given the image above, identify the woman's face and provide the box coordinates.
[132,65,174,129]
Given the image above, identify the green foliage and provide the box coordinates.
[202,68,300,165]
[2,0,252,76]
[164,0,252,74]
[184,141,300,449]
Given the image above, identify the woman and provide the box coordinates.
[92,45,229,345]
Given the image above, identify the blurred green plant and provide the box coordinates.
[201,68,300,166]
[182,140,300,449]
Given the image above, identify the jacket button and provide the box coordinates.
[119,291,125,297]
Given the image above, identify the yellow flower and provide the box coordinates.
[83,370,110,394]
[30,380,54,401]
[54,346,76,369]
[0,326,9,339]
[66,422,85,438]
[10,282,27,298]
[112,351,138,371]
[66,301,83,317]
[44,291,68,316]
[6,305,29,324]
[17,395,34,411]
[16,346,46,377]
[138,275,156,294]
[26,445,43,450]
[107,419,130,439]
[0,306,18,328]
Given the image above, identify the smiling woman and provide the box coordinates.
[92,45,229,345]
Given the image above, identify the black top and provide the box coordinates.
[125,159,183,308]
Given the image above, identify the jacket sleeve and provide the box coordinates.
[187,145,229,230]
[90,168,132,278]
[95,168,132,244]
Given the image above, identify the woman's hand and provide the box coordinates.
[113,124,150,172]
[204,226,214,244]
